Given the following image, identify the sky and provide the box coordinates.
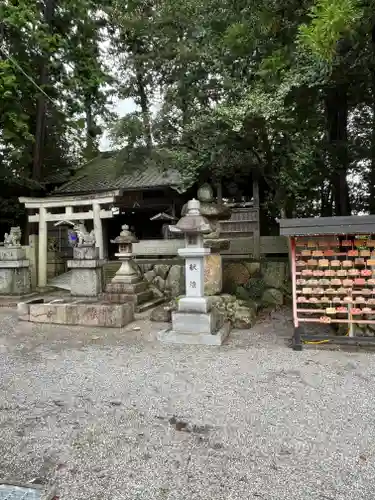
[97,34,165,152]
[98,92,162,151]
[99,97,137,151]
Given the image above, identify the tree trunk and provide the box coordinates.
[325,84,351,216]
[369,23,375,213]
[84,97,98,160]
[370,92,375,213]
[33,64,47,182]
[32,0,56,182]
[136,71,152,150]
[320,182,333,217]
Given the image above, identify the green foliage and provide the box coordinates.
[298,0,362,61]
[0,0,112,223]
[2,0,375,226]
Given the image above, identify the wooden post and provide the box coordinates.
[252,176,260,260]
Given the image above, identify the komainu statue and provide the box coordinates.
[4,226,21,247]
[72,222,96,246]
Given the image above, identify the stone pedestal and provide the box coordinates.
[158,199,230,345]
[203,238,229,295]
[103,280,153,308]
[0,246,31,295]
[67,245,103,297]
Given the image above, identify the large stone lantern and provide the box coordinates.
[159,199,230,345]
[181,183,231,295]
[170,198,212,302]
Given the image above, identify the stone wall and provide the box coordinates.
[223,259,291,307]
[126,257,291,307]
[104,257,291,329]
[137,262,185,298]
[149,259,291,328]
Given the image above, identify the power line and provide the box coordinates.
[0,43,61,109]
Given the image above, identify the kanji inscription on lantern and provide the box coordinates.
[186,257,203,297]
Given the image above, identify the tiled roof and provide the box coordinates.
[54,149,190,194]
[44,170,73,185]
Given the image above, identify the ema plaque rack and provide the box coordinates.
[280,215,375,350]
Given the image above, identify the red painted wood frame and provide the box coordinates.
[290,235,375,328]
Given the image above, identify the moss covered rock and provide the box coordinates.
[261,261,287,289]
[262,288,284,307]
[223,262,250,292]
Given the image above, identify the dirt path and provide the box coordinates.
[0,308,374,499]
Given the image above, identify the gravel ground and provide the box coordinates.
[1,307,375,499]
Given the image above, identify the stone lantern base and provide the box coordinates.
[101,260,164,312]
[102,280,153,308]
[158,297,231,345]
[103,226,165,312]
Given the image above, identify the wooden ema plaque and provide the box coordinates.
[292,235,375,325]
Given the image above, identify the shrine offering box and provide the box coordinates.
[279,215,375,350]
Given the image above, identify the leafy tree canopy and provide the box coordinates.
[2,0,375,227]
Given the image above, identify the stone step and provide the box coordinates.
[48,270,73,291]
[105,281,148,294]
[137,296,165,313]
[49,262,120,292]
[48,264,166,310]
[103,262,121,284]
[101,289,153,305]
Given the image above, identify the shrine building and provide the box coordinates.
[18,150,263,289]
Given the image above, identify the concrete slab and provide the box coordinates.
[101,289,153,306]
[0,293,38,308]
[18,299,134,328]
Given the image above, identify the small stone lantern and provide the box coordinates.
[103,224,155,310]
[110,224,139,284]
[159,199,230,345]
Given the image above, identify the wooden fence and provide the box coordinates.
[132,235,288,258]
[219,207,260,258]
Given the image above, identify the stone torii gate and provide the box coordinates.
[19,190,120,289]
